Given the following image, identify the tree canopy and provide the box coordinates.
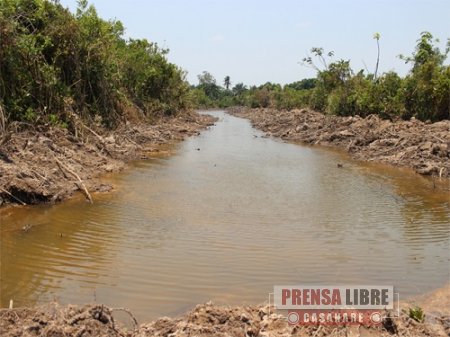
[0,0,192,129]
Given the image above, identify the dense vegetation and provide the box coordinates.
[193,32,450,122]
[0,0,191,131]
[1,1,448,130]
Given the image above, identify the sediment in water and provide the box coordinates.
[0,111,216,206]
[229,107,450,181]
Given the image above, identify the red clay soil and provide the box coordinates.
[229,107,450,180]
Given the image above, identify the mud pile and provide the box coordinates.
[230,107,450,179]
[0,112,215,206]
[1,301,449,337]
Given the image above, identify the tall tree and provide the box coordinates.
[223,76,231,90]
[198,71,216,86]
[373,32,381,80]
[197,71,220,100]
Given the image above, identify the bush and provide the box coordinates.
[325,72,404,118]
[395,31,449,121]
[0,0,192,129]
[408,306,425,323]
[302,32,449,121]
[403,60,450,121]
[248,87,272,108]
[191,32,449,123]
[274,87,311,110]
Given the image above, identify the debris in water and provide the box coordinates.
[21,224,32,232]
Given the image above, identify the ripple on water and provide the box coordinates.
[1,111,449,320]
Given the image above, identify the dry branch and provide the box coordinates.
[80,123,104,143]
[54,157,93,204]
[0,103,6,134]
[0,187,26,205]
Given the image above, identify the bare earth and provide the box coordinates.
[229,107,450,180]
[1,110,449,336]
[0,112,216,207]
[1,286,449,337]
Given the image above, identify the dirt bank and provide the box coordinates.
[0,112,215,206]
[229,107,450,180]
[1,294,449,337]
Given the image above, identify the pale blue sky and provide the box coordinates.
[59,0,450,86]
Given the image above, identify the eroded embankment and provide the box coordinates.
[229,107,450,180]
[1,298,449,337]
[0,112,215,206]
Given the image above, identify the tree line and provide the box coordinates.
[192,32,450,122]
[0,0,192,131]
[1,1,448,130]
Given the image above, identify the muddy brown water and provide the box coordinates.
[1,111,449,321]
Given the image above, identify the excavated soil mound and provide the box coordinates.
[0,112,216,206]
[230,107,450,179]
[1,301,449,337]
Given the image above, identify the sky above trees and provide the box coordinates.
[59,0,450,86]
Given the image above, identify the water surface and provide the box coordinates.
[1,111,449,320]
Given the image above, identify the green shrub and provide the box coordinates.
[301,33,449,121]
[188,32,448,123]
[0,0,192,129]
[400,32,449,121]
[274,87,311,110]
[248,87,272,108]
[408,306,425,323]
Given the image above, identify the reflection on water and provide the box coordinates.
[1,111,449,320]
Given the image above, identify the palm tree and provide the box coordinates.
[232,82,246,96]
[373,33,381,80]
[223,76,231,90]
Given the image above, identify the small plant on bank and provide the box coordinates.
[408,306,425,323]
